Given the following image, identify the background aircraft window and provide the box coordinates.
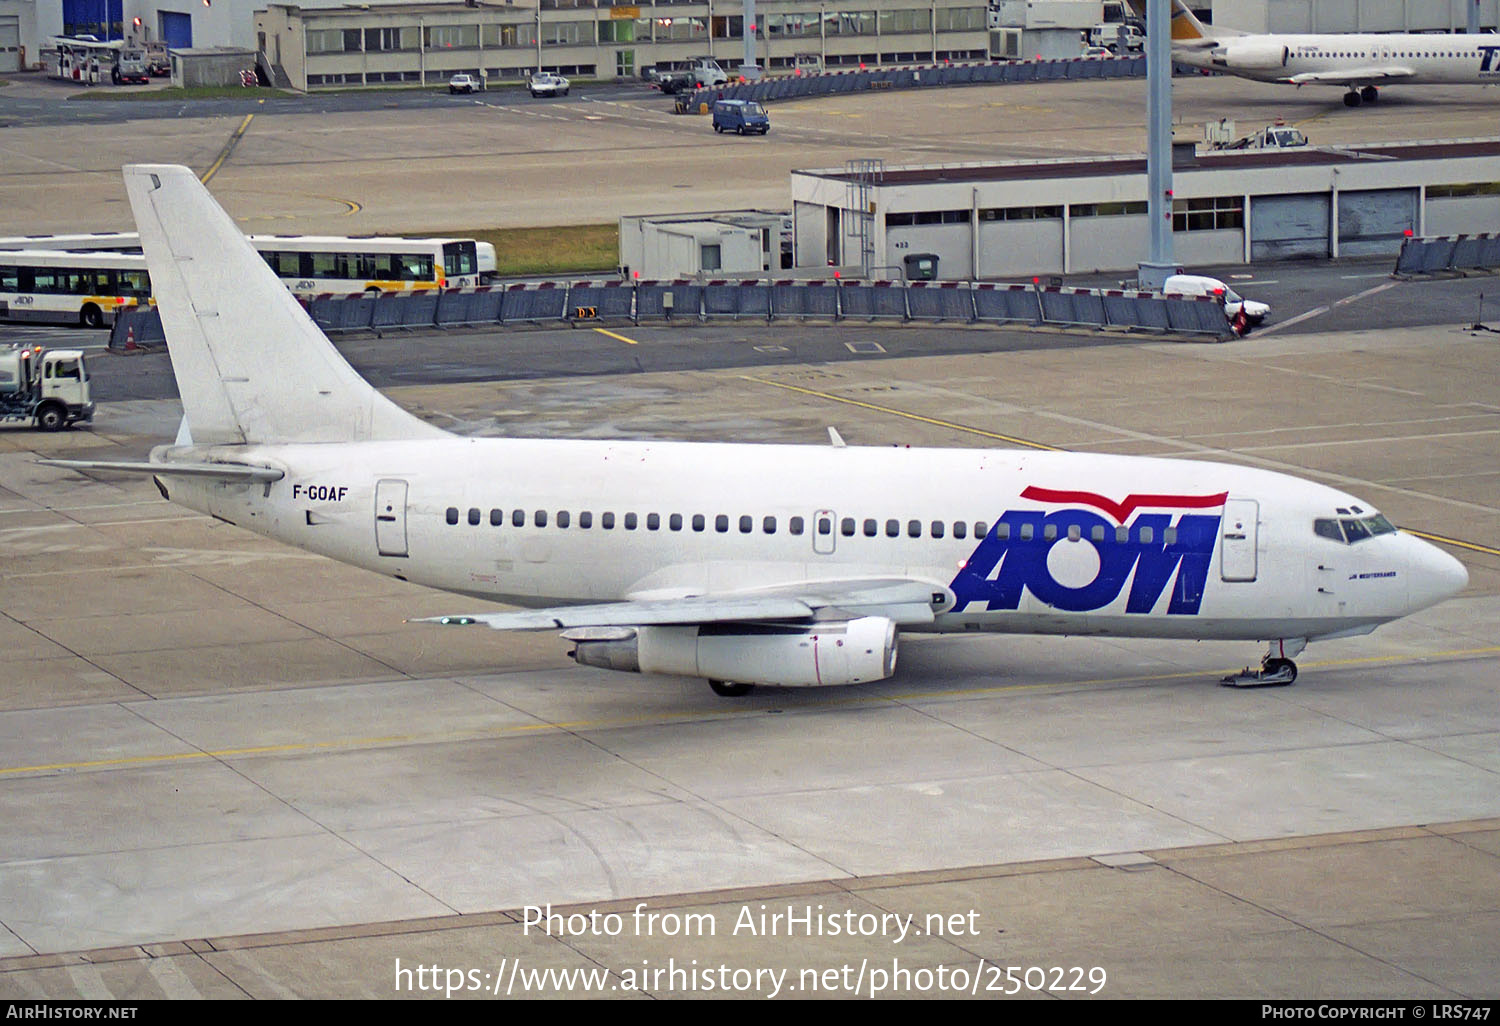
[739,515,753,533]
[557,511,570,529]
[975,521,987,538]
[579,511,593,529]
[468,508,481,526]
[647,513,660,530]
[534,510,548,528]
[1116,526,1129,543]
[863,518,878,537]
[908,520,921,538]
[670,514,683,531]
[1044,524,1058,541]
[1164,527,1178,544]
[763,516,777,534]
[446,507,459,525]
[1067,524,1081,542]
[930,520,944,538]
[513,509,526,527]
[716,515,730,533]
[789,517,803,535]
[883,519,897,537]
[693,514,706,532]
[602,512,616,529]
[625,513,638,530]
[954,522,967,540]
[842,518,856,536]
[995,524,1009,540]
[1091,525,1106,542]
[1140,526,1154,544]
[490,509,504,527]
[1016,524,1029,541]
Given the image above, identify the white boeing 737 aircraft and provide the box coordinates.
[44,166,1468,696]
[1151,0,1500,106]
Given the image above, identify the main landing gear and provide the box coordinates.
[1222,638,1306,688]
[1343,86,1380,107]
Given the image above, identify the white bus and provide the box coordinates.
[0,250,150,328]
[0,234,485,299]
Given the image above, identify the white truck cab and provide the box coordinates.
[0,345,94,431]
[691,56,729,87]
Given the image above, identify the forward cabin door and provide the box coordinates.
[375,479,409,557]
[1220,498,1259,582]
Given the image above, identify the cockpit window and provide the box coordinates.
[1315,513,1397,544]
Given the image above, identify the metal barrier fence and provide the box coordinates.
[678,54,1146,112]
[1395,233,1500,276]
[108,279,1236,350]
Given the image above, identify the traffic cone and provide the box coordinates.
[124,324,137,351]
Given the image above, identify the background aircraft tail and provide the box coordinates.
[1123,1,1231,44]
[123,165,445,446]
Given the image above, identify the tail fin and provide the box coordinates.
[1122,1,1230,44]
[123,165,445,446]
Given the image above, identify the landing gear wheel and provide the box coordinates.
[708,680,754,697]
[1360,86,1378,103]
[1343,90,1362,107]
[1260,657,1298,685]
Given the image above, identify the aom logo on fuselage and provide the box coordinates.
[950,487,1228,615]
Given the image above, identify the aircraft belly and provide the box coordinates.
[924,610,1389,640]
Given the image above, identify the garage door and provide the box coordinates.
[1250,194,1330,261]
[1338,188,1417,257]
[160,10,192,49]
[0,17,19,74]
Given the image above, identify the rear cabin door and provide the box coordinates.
[375,479,409,557]
[1220,498,1259,582]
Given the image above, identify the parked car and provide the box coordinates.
[529,71,570,97]
[1162,274,1271,329]
[112,48,150,85]
[144,43,169,77]
[1080,45,1113,58]
[448,73,479,94]
[712,99,770,135]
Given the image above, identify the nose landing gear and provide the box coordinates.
[1222,638,1306,687]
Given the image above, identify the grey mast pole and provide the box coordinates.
[1138,0,1176,289]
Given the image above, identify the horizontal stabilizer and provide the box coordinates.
[37,458,284,482]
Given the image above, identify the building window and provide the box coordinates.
[1172,196,1243,232]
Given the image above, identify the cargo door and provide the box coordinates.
[375,479,409,557]
[1220,498,1259,582]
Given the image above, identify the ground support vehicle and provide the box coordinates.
[0,346,93,431]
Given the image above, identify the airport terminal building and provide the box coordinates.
[254,0,989,90]
[790,141,1500,278]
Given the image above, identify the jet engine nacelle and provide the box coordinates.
[570,616,898,687]
[1213,40,1289,70]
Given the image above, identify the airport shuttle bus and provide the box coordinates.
[0,235,483,319]
[0,250,150,328]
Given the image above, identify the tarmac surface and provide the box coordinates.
[1,71,1499,1001]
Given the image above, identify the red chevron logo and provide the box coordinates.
[1019,486,1229,524]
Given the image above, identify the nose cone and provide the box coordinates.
[1407,537,1469,613]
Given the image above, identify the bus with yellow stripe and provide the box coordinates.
[0,251,149,329]
[0,236,484,326]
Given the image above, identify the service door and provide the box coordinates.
[0,17,20,75]
[1220,498,1259,582]
[813,509,836,555]
[375,479,409,557]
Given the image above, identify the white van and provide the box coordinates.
[1162,274,1271,326]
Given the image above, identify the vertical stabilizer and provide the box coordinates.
[123,165,446,445]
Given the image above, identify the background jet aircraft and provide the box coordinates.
[1137,0,1500,106]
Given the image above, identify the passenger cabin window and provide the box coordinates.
[446,507,459,525]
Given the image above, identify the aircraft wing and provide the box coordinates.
[414,578,944,630]
[1286,66,1415,85]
